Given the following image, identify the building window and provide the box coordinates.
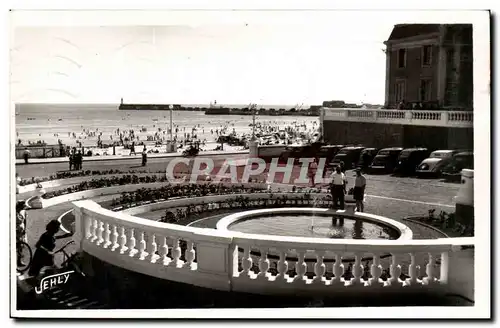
[395,80,406,103]
[397,48,406,68]
[420,79,432,102]
[422,45,432,66]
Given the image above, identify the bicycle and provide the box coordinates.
[39,240,85,279]
[16,241,33,274]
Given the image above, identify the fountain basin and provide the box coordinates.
[217,208,412,240]
[217,208,413,261]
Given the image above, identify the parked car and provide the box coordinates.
[330,146,365,170]
[317,145,345,163]
[369,147,403,173]
[280,145,308,162]
[393,148,431,175]
[441,151,474,182]
[416,149,464,176]
[357,148,379,171]
[280,143,324,162]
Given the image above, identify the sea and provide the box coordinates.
[14,103,319,149]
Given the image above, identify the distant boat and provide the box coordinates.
[58,118,63,121]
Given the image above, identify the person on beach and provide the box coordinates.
[353,168,367,212]
[68,149,74,171]
[330,166,346,210]
[28,220,72,278]
[308,158,318,187]
[23,148,30,164]
[75,150,82,170]
[130,142,136,156]
[142,148,147,166]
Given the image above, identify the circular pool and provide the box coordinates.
[228,214,399,240]
[217,207,413,241]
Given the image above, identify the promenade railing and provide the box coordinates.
[322,108,473,128]
[73,192,474,298]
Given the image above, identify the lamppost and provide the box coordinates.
[248,104,259,159]
[168,104,174,152]
[251,106,256,141]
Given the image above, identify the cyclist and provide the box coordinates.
[16,201,28,267]
[28,220,72,277]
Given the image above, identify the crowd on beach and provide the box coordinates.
[16,116,319,156]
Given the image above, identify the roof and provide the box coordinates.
[380,147,403,151]
[388,24,441,41]
[455,151,473,156]
[402,148,428,152]
[340,146,365,151]
[431,150,455,153]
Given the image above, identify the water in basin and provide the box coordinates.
[228,214,399,239]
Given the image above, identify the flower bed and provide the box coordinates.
[41,174,171,199]
[407,209,472,237]
[107,186,332,224]
[18,169,164,186]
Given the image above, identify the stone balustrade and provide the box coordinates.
[322,108,473,128]
[73,192,475,299]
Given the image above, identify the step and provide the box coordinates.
[58,295,80,305]
[87,303,109,309]
[67,298,91,307]
[78,301,99,309]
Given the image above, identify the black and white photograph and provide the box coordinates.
[8,7,491,319]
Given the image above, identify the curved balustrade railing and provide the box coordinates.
[323,108,473,128]
[73,193,474,298]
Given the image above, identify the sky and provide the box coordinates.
[10,13,398,105]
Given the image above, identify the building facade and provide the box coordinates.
[384,24,473,110]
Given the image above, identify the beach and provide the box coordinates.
[15,103,319,156]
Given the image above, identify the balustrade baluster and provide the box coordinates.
[90,218,98,242]
[369,253,384,287]
[157,236,168,266]
[406,253,420,286]
[257,249,270,280]
[294,251,307,283]
[423,253,437,285]
[103,223,111,248]
[440,251,449,284]
[184,240,196,269]
[96,221,105,245]
[138,231,147,260]
[147,233,157,263]
[313,251,326,284]
[389,253,402,286]
[172,238,182,266]
[119,226,128,254]
[332,254,344,286]
[84,216,92,240]
[350,253,364,286]
[127,228,137,257]
[277,250,288,281]
[110,225,119,251]
[242,246,253,278]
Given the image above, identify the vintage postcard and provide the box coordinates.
[9,8,491,319]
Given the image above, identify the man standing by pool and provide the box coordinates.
[330,166,346,210]
[353,168,366,212]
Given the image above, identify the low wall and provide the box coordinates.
[72,198,475,300]
[18,173,166,194]
[323,121,473,150]
[15,145,66,159]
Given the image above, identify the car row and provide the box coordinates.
[321,145,472,180]
[277,143,473,180]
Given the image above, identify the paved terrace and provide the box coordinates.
[15,153,474,306]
